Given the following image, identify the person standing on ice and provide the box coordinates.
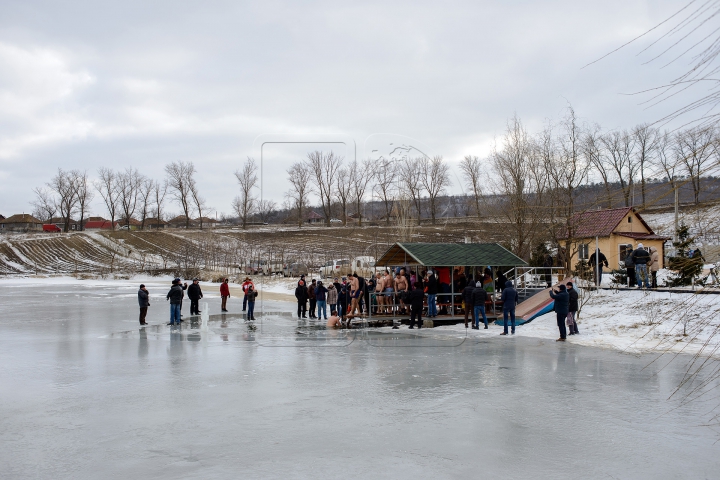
[315,280,328,320]
[246,285,258,321]
[137,284,150,325]
[631,243,651,289]
[426,269,438,318]
[500,280,518,335]
[462,277,476,328]
[187,278,203,315]
[408,282,425,329]
[588,249,608,286]
[549,284,569,341]
[241,277,254,312]
[295,280,308,319]
[166,278,184,325]
[327,282,338,316]
[220,278,230,312]
[471,281,489,330]
[566,282,579,335]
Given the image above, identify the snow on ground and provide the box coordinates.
[421,287,720,357]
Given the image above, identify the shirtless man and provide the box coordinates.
[394,269,409,314]
[349,273,361,316]
[327,310,342,328]
[374,272,385,313]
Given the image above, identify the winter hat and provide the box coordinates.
[637,243,644,249]
[427,269,433,275]
[140,284,145,288]
[558,284,566,291]
[476,281,482,287]
[173,278,181,284]
[566,282,573,288]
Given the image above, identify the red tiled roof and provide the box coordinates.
[307,211,323,220]
[84,221,117,229]
[563,207,656,239]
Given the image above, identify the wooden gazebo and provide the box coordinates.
[374,242,527,319]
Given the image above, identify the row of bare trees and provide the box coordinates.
[477,107,720,261]
[284,151,451,227]
[32,161,209,230]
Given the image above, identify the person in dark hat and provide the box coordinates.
[166,278,184,325]
[566,281,579,335]
[549,284,570,341]
[137,284,150,325]
[187,278,203,315]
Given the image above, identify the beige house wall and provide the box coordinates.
[568,235,666,271]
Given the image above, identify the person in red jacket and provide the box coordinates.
[220,278,230,312]
[241,277,254,312]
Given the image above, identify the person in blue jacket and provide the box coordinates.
[500,280,519,335]
[549,284,570,341]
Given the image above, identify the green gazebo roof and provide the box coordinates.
[376,242,527,267]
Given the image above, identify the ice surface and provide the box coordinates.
[1,279,720,479]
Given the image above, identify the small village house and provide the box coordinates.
[167,215,196,228]
[0,213,44,233]
[84,220,119,230]
[563,207,671,270]
[306,211,324,225]
[143,218,169,229]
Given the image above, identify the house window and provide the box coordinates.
[627,217,632,223]
[619,244,633,263]
[579,243,589,260]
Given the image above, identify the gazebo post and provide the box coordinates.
[450,265,455,317]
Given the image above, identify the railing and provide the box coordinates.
[503,266,568,299]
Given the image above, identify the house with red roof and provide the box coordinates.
[562,207,671,270]
[84,220,119,230]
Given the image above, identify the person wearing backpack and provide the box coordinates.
[631,243,651,289]
[624,246,636,287]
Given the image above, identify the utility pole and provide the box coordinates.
[674,184,679,242]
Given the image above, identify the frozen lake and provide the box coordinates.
[1,280,719,479]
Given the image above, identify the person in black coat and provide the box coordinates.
[549,284,570,341]
[500,280,519,335]
[408,282,425,329]
[471,281,489,330]
[566,282,579,335]
[295,280,308,319]
[462,277,476,328]
[588,249,609,286]
[187,278,203,315]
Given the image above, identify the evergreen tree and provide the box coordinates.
[667,224,703,286]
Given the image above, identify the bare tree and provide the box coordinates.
[76,171,93,231]
[488,116,542,260]
[234,157,259,229]
[675,126,716,204]
[189,180,207,229]
[398,156,424,225]
[165,161,195,227]
[95,167,120,229]
[117,167,144,228]
[45,169,82,232]
[286,162,311,227]
[632,124,659,208]
[152,180,168,228]
[350,159,374,226]
[601,130,637,207]
[256,199,277,224]
[31,187,57,221]
[459,155,483,218]
[335,166,352,225]
[374,159,397,226]
[137,177,154,229]
[305,150,342,226]
[584,127,613,208]
[420,155,452,225]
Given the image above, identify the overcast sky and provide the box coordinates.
[0,0,701,218]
